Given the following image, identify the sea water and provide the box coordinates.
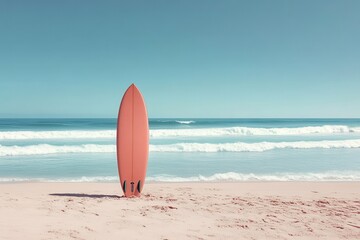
[0,118,360,182]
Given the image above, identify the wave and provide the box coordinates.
[155,120,195,124]
[150,125,360,138]
[0,176,118,182]
[0,130,115,140]
[0,144,115,156]
[1,139,360,156]
[175,120,195,124]
[147,172,360,182]
[150,139,360,152]
[0,125,359,140]
[1,172,360,182]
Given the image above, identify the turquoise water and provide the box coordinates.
[0,118,360,182]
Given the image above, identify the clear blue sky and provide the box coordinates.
[0,0,359,118]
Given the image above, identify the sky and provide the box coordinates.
[0,0,359,118]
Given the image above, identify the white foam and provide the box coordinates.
[1,125,359,140]
[0,177,37,182]
[150,139,360,152]
[0,144,115,156]
[50,176,119,182]
[150,125,360,138]
[175,120,195,124]
[1,139,360,156]
[147,171,360,182]
[2,172,359,182]
[0,130,115,140]
[0,176,118,182]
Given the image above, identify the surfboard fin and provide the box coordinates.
[137,180,141,193]
[122,181,126,193]
[130,182,135,192]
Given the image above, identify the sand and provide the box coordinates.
[0,182,359,240]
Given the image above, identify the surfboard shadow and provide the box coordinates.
[49,193,123,199]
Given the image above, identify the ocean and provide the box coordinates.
[0,118,360,182]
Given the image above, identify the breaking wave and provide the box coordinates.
[175,120,195,124]
[147,172,360,182]
[150,139,360,152]
[150,125,360,138]
[0,144,115,156]
[0,125,359,140]
[0,130,115,140]
[1,139,360,156]
[1,172,360,182]
[0,176,118,182]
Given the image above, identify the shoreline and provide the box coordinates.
[1,180,360,184]
[1,182,359,239]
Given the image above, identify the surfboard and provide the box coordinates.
[117,84,149,197]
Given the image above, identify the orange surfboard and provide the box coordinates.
[117,84,149,197]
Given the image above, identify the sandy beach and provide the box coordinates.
[0,182,359,239]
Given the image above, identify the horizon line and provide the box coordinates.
[0,117,360,120]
